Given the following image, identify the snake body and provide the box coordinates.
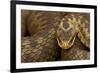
[21,10,90,62]
[21,11,65,62]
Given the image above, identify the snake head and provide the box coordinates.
[56,15,78,49]
[57,13,90,49]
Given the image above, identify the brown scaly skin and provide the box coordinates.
[21,30,59,62]
[61,37,90,60]
[27,11,66,36]
[21,10,90,62]
[21,11,66,62]
[77,13,90,48]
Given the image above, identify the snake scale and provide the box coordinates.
[21,10,90,63]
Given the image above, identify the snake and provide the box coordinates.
[21,10,90,62]
[57,13,90,49]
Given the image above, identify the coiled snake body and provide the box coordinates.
[21,10,90,62]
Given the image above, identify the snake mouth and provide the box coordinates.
[57,32,77,49]
[57,40,73,49]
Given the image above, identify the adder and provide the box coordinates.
[21,10,90,62]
